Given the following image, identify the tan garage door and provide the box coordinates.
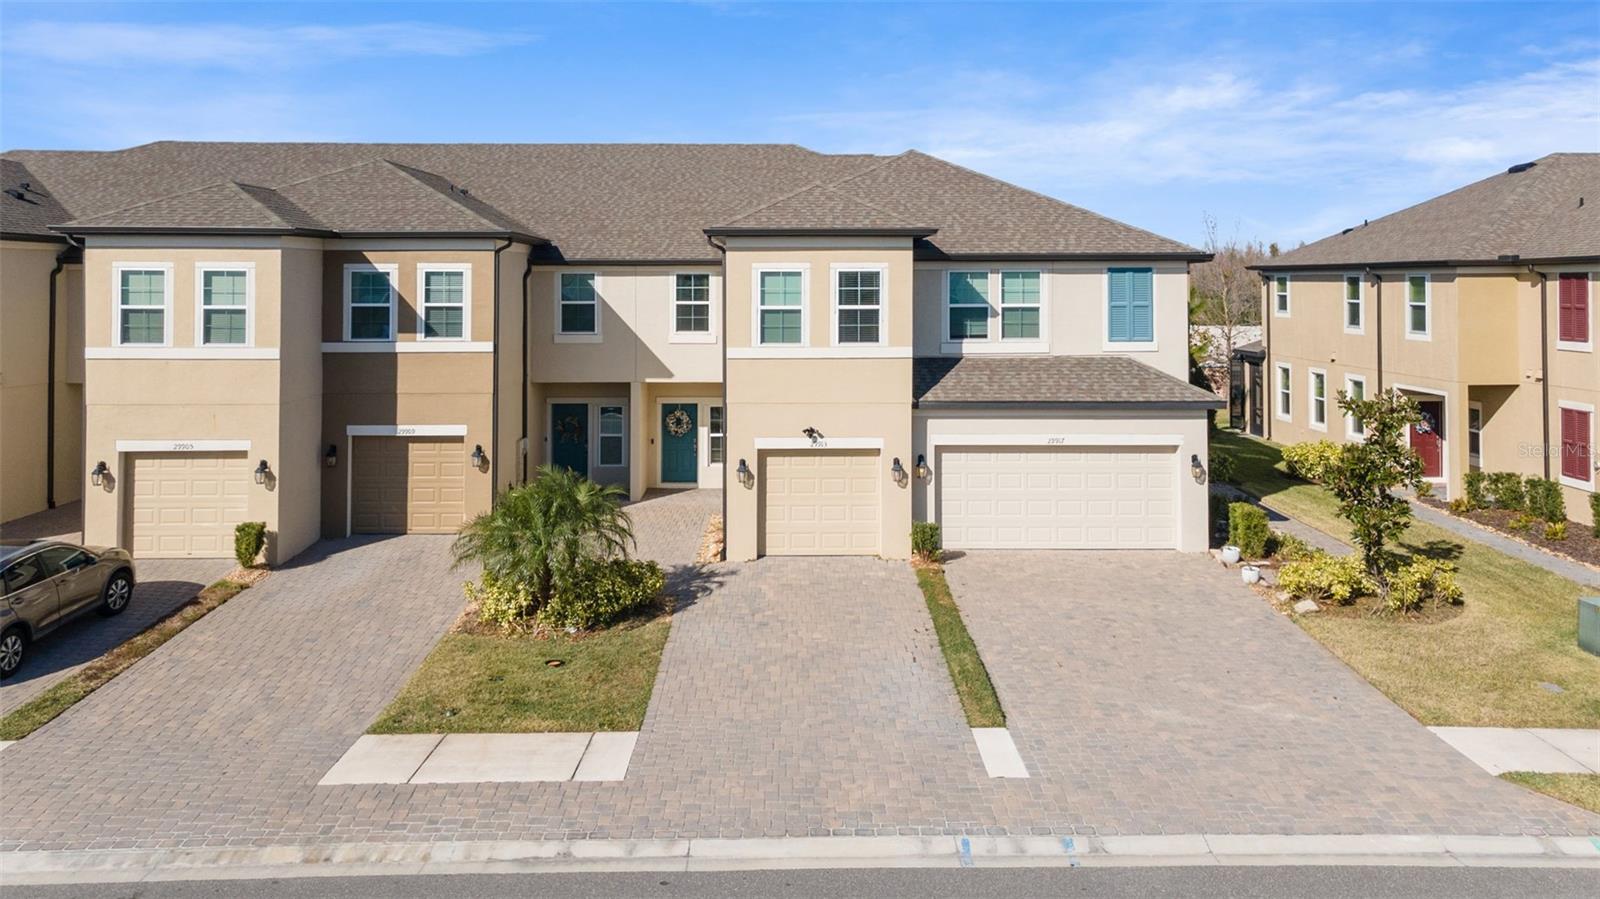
[759,450,880,556]
[128,453,251,558]
[351,437,466,534]
[938,446,1177,549]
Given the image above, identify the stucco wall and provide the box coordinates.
[1,242,83,521]
[527,265,722,384]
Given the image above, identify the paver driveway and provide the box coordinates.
[944,550,1600,835]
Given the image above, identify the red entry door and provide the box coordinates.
[1410,400,1444,479]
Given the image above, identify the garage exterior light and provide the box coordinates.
[253,459,271,485]
[90,460,109,487]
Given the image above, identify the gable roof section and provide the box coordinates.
[268,159,544,241]
[709,180,936,236]
[913,354,1223,407]
[1259,153,1600,269]
[65,179,330,235]
[1,158,72,242]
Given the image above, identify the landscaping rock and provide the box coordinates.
[1293,598,1321,614]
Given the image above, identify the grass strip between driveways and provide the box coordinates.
[1499,773,1600,814]
[1212,429,1600,729]
[368,609,671,734]
[915,564,1005,728]
[0,577,252,741]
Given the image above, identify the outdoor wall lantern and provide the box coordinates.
[736,458,753,488]
[471,444,488,469]
[914,454,930,480]
[1190,453,1207,484]
[90,460,109,487]
[890,457,907,486]
[253,459,271,486]
[324,444,338,468]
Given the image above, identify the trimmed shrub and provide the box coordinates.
[1484,472,1526,511]
[1228,503,1270,559]
[538,558,665,631]
[1384,558,1463,614]
[1208,452,1238,485]
[233,521,267,568]
[1524,477,1566,524]
[468,573,538,632]
[1544,521,1568,541]
[1592,493,1600,538]
[1415,481,1435,499]
[1463,470,1488,510]
[1269,530,1314,562]
[911,522,942,560]
[1281,440,1342,483]
[1507,512,1536,532]
[1447,497,1472,516]
[1278,551,1375,605]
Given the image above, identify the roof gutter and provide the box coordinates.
[702,227,938,238]
[1251,255,1600,273]
[911,399,1226,411]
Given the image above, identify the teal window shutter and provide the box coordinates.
[1107,269,1130,341]
[1108,268,1153,342]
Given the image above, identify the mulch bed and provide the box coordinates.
[1420,497,1600,569]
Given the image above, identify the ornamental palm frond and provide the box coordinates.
[451,465,635,604]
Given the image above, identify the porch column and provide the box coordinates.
[630,381,647,501]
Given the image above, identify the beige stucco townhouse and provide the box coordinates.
[1236,153,1599,526]
[0,142,1219,564]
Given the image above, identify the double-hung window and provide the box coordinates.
[835,268,882,344]
[346,265,396,341]
[1000,271,1041,340]
[116,265,171,346]
[1276,363,1292,420]
[1344,275,1364,332]
[673,273,711,338]
[1107,268,1154,344]
[1274,275,1290,316]
[198,267,250,345]
[1345,375,1367,438]
[1406,274,1430,339]
[1558,273,1591,350]
[757,269,804,345]
[559,272,599,336]
[947,271,989,341]
[1468,402,1483,469]
[708,405,724,464]
[1309,369,1327,430]
[598,405,625,467]
[419,265,468,340]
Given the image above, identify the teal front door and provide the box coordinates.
[661,403,698,483]
[551,403,589,477]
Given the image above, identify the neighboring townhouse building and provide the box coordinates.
[1239,153,1599,526]
[0,142,1219,563]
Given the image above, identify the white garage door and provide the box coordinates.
[760,450,880,556]
[128,453,251,558]
[938,446,1177,549]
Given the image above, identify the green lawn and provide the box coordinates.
[369,611,671,734]
[1500,773,1600,814]
[1212,429,1600,729]
[915,564,1005,728]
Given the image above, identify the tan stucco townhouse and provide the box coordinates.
[1235,153,1599,526]
[1,142,1220,564]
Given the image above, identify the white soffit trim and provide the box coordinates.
[753,436,885,450]
[115,439,251,453]
[346,424,469,437]
[927,433,1185,447]
[87,348,280,360]
[322,341,493,353]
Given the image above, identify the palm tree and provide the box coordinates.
[452,465,635,605]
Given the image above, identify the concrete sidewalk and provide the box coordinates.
[1408,499,1600,589]
[1431,728,1600,776]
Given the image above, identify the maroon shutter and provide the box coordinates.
[1562,408,1592,482]
[1559,274,1589,344]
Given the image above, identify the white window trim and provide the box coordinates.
[997,267,1047,344]
[707,403,725,472]
[1308,367,1328,431]
[1394,383,1449,484]
[193,262,256,348]
[555,271,602,343]
[1467,400,1484,470]
[652,397,724,488]
[415,263,472,342]
[751,263,810,348]
[1405,273,1431,341]
[943,268,992,345]
[111,262,174,348]
[668,271,717,344]
[1273,274,1291,318]
[830,262,888,348]
[1558,399,1596,490]
[1345,374,1367,439]
[1555,272,1593,353]
[1275,362,1292,421]
[596,404,627,469]
[343,263,399,342]
[542,398,629,470]
[1343,273,1365,335]
[1102,266,1158,352]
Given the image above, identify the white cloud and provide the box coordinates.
[4,21,533,70]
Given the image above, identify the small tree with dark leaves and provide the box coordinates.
[1324,390,1425,592]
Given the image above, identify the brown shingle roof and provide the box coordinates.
[1260,153,1600,269]
[711,181,934,234]
[913,355,1223,407]
[0,158,72,242]
[66,179,328,233]
[2,142,1200,261]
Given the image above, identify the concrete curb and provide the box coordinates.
[5,832,1598,884]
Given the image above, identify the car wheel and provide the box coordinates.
[99,570,134,616]
[0,627,25,679]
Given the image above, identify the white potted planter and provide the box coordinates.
[1220,545,1242,565]
[1240,564,1261,585]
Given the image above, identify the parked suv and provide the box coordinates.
[0,540,136,678]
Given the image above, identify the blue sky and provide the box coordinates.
[2,1,1596,248]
